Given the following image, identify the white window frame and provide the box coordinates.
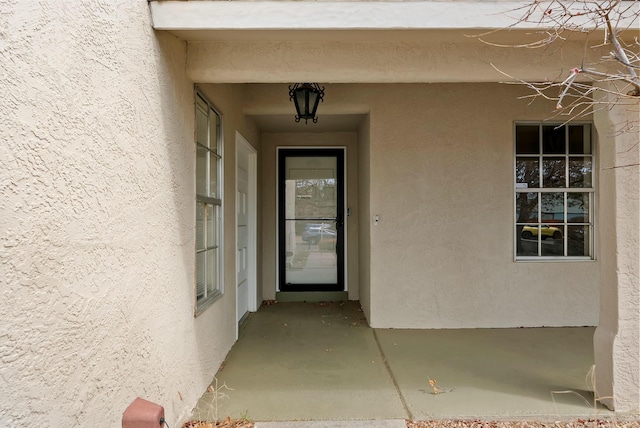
[514,122,595,261]
[195,88,224,315]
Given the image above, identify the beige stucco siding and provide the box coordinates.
[358,115,372,321]
[593,84,640,411]
[0,3,247,427]
[251,83,599,328]
[365,83,599,328]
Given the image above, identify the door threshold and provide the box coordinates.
[276,291,348,303]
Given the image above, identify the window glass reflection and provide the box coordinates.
[541,193,564,222]
[569,125,591,154]
[567,193,589,223]
[568,225,589,256]
[516,158,540,188]
[517,224,539,257]
[569,157,592,188]
[516,125,540,154]
[543,158,566,188]
[516,192,538,223]
[514,123,593,259]
[541,224,564,256]
[543,125,566,154]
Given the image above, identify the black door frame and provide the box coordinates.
[278,148,345,292]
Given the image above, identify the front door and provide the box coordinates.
[278,148,345,292]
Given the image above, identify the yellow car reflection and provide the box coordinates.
[521,225,562,240]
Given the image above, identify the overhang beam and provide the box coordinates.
[149,1,603,33]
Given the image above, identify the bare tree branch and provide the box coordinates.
[481,0,640,129]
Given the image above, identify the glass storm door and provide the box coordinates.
[278,149,345,292]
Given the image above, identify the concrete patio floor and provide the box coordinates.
[192,301,609,423]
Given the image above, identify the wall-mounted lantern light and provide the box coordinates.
[289,83,324,124]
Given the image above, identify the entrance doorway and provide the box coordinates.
[236,133,257,334]
[278,148,345,292]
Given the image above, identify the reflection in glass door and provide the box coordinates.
[278,149,344,291]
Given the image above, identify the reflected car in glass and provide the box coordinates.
[301,223,337,244]
[521,225,562,240]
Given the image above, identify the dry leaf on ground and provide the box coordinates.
[182,418,253,428]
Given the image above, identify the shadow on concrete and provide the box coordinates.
[193,301,609,422]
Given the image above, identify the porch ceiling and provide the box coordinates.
[250,114,366,133]
[149,1,620,84]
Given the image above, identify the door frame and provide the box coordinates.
[277,147,347,292]
[235,132,257,338]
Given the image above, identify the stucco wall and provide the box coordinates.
[250,83,599,329]
[357,116,372,321]
[365,83,599,328]
[0,2,242,427]
[593,84,640,411]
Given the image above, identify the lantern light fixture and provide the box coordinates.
[289,83,324,124]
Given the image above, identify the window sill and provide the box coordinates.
[195,290,223,317]
[515,257,595,263]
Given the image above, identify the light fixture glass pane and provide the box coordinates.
[568,225,589,256]
[543,158,566,188]
[308,91,319,116]
[516,158,540,188]
[196,107,208,146]
[196,202,205,251]
[567,193,589,223]
[543,125,566,154]
[515,192,538,223]
[541,193,564,222]
[196,252,206,299]
[206,204,216,246]
[206,248,218,294]
[569,157,592,188]
[196,145,208,196]
[516,125,540,154]
[295,90,308,116]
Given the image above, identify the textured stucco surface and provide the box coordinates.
[0,2,243,427]
[593,83,640,412]
[357,115,372,321]
[250,83,599,329]
[0,0,632,422]
[186,39,603,84]
[366,83,599,328]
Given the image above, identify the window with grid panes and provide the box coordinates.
[195,90,223,314]
[515,123,594,259]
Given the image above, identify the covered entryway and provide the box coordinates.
[151,1,640,414]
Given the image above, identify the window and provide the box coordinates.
[195,90,223,314]
[515,123,594,260]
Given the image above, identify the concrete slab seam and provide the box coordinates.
[372,329,413,420]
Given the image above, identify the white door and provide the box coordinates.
[235,132,257,334]
[236,166,250,323]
